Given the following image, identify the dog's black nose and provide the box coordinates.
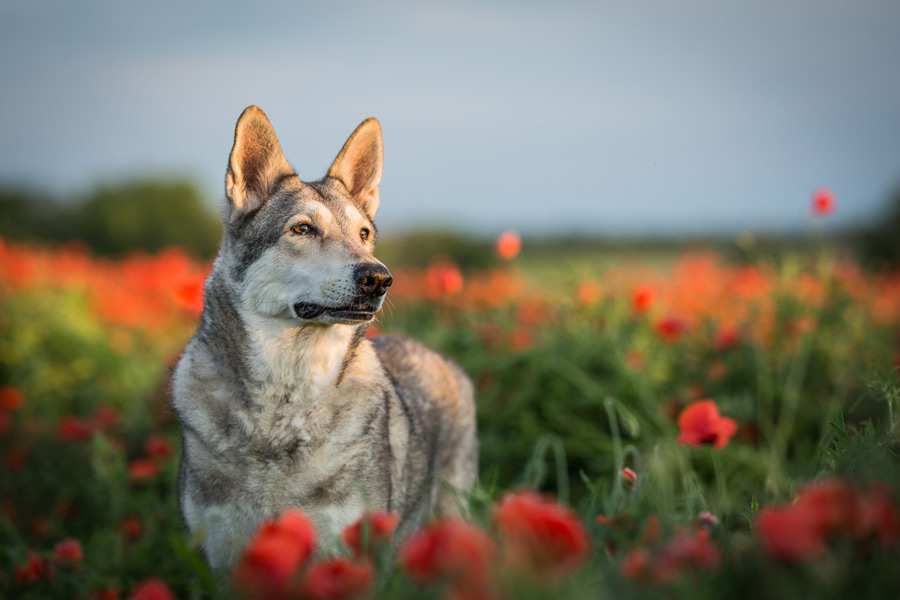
[354,263,393,296]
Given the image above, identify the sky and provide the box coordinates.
[1,0,899,236]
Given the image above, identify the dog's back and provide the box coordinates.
[372,335,478,521]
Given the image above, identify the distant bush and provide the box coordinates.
[0,180,221,259]
[859,184,900,268]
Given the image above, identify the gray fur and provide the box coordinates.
[173,106,477,571]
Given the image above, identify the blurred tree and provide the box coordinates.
[859,184,900,269]
[75,180,221,258]
[0,180,221,259]
[0,186,70,242]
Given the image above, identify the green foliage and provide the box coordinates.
[0,180,221,258]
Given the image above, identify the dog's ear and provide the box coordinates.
[327,118,383,219]
[225,106,295,214]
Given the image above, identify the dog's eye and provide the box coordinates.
[292,223,312,235]
[360,228,370,241]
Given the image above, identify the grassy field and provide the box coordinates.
[1,234,899,599]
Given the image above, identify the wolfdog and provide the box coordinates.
[173,106,478,570]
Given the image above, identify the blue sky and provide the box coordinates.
[1,1,899,235]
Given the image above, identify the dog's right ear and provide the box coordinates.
[225,106,295,215]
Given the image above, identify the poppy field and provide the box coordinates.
[2,215,900,598]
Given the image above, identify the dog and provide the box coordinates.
[172,106,478,570]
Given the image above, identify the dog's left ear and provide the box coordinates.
[327,118,383,219]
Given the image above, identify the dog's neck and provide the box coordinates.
[242,312,356,402]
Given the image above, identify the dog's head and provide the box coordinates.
[221,106,391,325]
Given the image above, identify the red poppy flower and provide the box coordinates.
[0,385,23,411]
[757,506,826,562]
[53,538,83,564]
[341,510,399,557]
[494,491,590,579]
[654,527,720,581]
[425,260,464,298]
[655,316,687,342]
[400,518,495,586]
[15,551,54,585]
[620,547,650,580]
[495,231,521,260]
[175,276,205,314]
[128,578,176,600]
[234,509,317,600]
[632,287,654,313]
[303,558,374,600]
[713,326,739,351]
[620,467,637,483]
[143,434,173,461]
[866,484,900,547]
[128,460,161,482]
[93,405,120,430]
[57,416,95,442]
[122,516,143,541]
[94,588,121,600]
[5,447,29,471]
[811,188,835,216]
[794,479,865,538]
[676,400,737,449]
[577,280,602,306]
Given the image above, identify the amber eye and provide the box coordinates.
[292,223,312,235]
[360,228,370,241]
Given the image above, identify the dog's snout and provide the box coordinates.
[354,263,393,296]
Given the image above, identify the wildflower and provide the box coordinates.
[143,434,173,461]
[53,538,83,565]
[425,260,464,298]
[234,509,316,600]
[0,386,23,411]
[5,447,29,471]
[400,518,494,586]
[713,326,739,351]
[57,416,95,442]
[632,287,654,313]
[619,547,650,580]
[93,405,120,430]
[495,231,521,260]
[303,558,374,600]
[676,400,737,449]
[757,506,825,562]
[653,527,721,582]
[94,588,121,600]
[122,516,143,541]
[655,316,687,342]
[128,578,176,600]
[620,467,637,483]
[577,280,601,306]
[794,479,865,538]
[341,510,399,557]
[698,511,719,527]
[128,460,161,482]
[494,490,590,580]
[175,276,205,314]
[15,551,54,585]
[865,484,900,547]
[811,188,835,216]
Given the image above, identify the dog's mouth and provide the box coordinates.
[292,302,376,324]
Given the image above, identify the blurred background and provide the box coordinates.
[3,4,900,597]
[1,0,900,265]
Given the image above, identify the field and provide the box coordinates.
[1,233,899,599]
